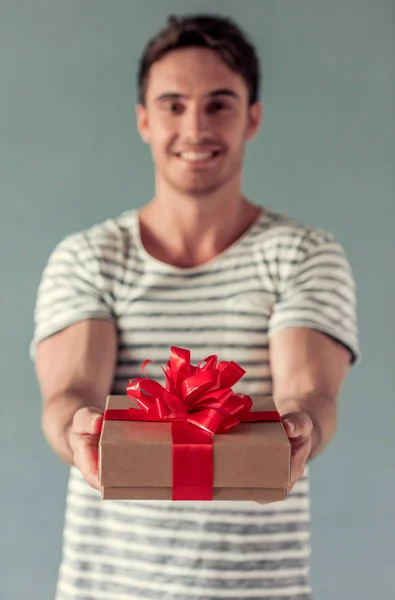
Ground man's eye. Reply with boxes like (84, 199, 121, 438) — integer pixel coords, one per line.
(208, 101, 228, 113)
(167, 102, 183, 114)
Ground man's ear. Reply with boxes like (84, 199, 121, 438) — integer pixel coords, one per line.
(245, 101, 263, 141)
(136, 104, 151, 144)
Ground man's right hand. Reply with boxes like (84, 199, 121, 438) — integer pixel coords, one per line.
(68, 407, 104, 490)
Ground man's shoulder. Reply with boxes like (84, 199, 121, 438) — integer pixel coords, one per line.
(257, 208, 338, 254)
(53, 210, 137, 263)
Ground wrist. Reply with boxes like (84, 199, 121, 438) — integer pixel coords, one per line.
(276, 393, 337, 460)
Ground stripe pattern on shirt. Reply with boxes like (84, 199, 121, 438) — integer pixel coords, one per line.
(31, 208, 359, 600)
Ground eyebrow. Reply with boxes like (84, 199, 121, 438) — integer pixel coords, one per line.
(154, 89, 241, 102)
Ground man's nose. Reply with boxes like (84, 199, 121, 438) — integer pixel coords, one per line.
(183, 106, 209, 140)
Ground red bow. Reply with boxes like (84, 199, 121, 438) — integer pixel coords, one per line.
(124, 346, 253, 434)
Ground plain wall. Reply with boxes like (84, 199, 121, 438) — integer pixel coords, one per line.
(1, 1, 394, 598)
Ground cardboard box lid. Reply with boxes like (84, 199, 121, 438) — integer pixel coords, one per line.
(99, 395, 290, 489)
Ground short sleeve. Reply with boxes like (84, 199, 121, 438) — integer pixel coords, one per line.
(268, 229, 360, 364)
(30, 233, 115, 361)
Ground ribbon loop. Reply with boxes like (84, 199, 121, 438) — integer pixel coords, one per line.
(125, 346, 251, 434)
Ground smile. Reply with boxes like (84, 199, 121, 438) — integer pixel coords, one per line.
(175, 151, 221, 164)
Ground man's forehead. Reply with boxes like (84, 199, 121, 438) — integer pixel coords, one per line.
(147, 65, 245, 101)
(148, 49, 242, 89)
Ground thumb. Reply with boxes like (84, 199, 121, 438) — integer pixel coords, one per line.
(72, 407, 104, 436)
(282, 412, 313, 440)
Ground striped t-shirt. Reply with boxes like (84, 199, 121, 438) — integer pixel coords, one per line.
(31, 207, 359, 600)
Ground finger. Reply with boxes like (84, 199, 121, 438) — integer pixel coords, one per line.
(291, 440, 311, 476)
(283, 415, 313, 492)
(73, 435, 101, 490)
(282, 412, 313, 440)
(70, 408, 103, 490)
(287, 435, 312, 492)
(72, 407, 103, 436)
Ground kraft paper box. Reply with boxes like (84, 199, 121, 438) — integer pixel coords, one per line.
(99, 395, 291, 504)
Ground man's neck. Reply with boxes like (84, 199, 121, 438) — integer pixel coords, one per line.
(138, 178, 262, 269)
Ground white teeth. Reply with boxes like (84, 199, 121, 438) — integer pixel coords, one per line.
(179, 152, 215, 161)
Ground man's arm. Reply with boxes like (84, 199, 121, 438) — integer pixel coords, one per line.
(35, 319, 117, 485)
(269, 327, 351, 469)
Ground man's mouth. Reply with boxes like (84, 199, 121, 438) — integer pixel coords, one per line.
(175, 150, 221, 163)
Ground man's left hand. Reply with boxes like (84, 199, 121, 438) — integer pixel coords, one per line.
(282, 412, 313, 494)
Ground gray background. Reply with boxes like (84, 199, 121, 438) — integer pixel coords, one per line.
(1, 1, 394, 599)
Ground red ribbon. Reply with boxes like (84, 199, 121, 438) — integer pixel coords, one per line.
(104, 347, 281, 500)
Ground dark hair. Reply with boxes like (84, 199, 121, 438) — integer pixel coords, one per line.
(137, 14, 261, 106)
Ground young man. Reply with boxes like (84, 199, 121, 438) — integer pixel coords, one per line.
(31, 14, 359, 600)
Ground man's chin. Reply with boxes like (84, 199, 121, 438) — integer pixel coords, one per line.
(159, 165, 241, 198)
(167, 176, 228, 197)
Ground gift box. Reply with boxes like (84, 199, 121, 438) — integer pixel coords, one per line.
(98, 347, 291, 504)
(99, 396, 291, 504)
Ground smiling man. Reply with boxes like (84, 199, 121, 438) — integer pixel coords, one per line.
(31, 14, 359, 600)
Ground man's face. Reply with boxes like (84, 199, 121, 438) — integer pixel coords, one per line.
(136, 47, 262, 197)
